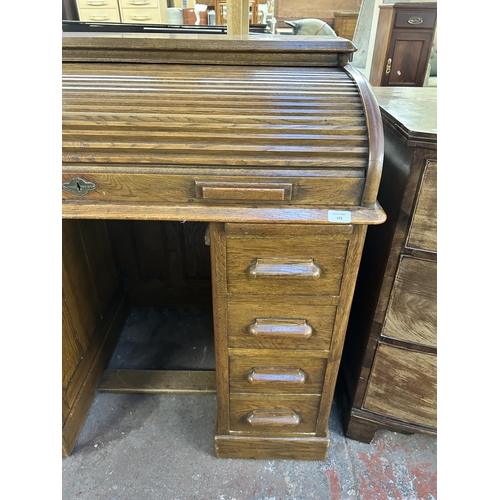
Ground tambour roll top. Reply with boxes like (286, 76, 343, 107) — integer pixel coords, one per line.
(62, 34, 384, 221)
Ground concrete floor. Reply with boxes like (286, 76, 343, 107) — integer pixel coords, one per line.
(62, 308, 437, 499)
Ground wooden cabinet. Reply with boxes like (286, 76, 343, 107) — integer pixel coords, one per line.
(369, 2, 437, 87)
(333, 11, 359, 41)
(274, 0, 360, 29)
(338, 87, 437, 443)
(62, 34, 386, 459)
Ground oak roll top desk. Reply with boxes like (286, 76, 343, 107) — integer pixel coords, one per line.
(62, 34, 386, 459)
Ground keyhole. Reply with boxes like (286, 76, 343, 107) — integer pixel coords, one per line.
(76, 181, 82, 192)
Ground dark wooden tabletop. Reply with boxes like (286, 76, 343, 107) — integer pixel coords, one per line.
(372, 87, 437, 143)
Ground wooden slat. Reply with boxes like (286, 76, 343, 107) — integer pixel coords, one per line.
(98, 369, 216, 393)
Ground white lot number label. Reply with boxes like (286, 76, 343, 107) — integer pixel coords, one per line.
(327, 210, 352, 223)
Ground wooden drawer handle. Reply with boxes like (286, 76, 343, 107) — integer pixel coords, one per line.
(248, 318, 313, 338)
(195, 181, 293, 201)
(246, 367, 306, 384)
(247, 258, 321, 278)
(246, 410, 301, 427)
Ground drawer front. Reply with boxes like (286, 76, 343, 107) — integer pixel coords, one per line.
(406, 160, 437, 252)
(78, 8, 120, 21)
(226, 233, 349, 296)
(120, 0, 158, 8)
(227, 296, 337, 350)
(229, 354, 327, 394)
(230, 394, 321, 433)
(61, 173, 364, 207)
(121, 8, 161, 23)
(382, 256, 436, 347)
(394, 9, 437, 29)
(76, 0, 118, 9)
(363, 344, 436, 428)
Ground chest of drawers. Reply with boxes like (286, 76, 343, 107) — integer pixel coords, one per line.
(62, 34, 386, 459)
(338, 87, 437, 442)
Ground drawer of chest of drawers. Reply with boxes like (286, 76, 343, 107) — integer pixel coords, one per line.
(121, 8, 161, 23)
(76, 0, 118, 9)
(77, 7, 120, 21)
(225, 224, 352, 296)
(120, 0, 158, 7)
(394, 9, 437, 29)
(227, 295, 337, 350)
(406, 159, 437, 253)
(61, 173, 364, 207)
(229, 352, 327, 394)
(230, 394, 321, 434)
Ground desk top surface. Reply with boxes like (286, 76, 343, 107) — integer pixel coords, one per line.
(372, 87, 437, 142)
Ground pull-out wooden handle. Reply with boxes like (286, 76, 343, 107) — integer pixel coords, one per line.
(195, 181, 293, 201)
(247, 258, 321, 278)
(248, 318, 313, 338)
(246, 410, 301, 427)
(246, 367, 306, 384)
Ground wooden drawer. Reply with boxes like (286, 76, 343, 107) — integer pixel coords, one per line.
(363, 344, 436, 428)
(394, 9, 437, 30)
(230, 394, 321, 434)
(406, 160, 437, 252)
(77, 8, 120, 21)
(121, 8, 161, 23)
(229, 353, 327, 394)
(382, 256, 436, 347)
(225, 224, 351, 296)
(61, 172, 364, 207)
(227, 295, 337, 350)
(76, 0, 118, 9)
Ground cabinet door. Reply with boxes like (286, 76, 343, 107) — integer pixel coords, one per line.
(382, 30, 434, 86)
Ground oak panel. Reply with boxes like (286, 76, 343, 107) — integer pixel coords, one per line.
(61, 173, 365, 207)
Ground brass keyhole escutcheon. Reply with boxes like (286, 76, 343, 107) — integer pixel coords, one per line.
(62, 177, 96, 196)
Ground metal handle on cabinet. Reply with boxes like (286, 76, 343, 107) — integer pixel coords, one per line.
(248, 318, 313, 339)
(408, 16, 423, 25)
(385, 58, 392, 74)
(246, 367, 306, 385)
(247, 258, 321, 279)
(89, 15, 110, 20)
(246, 410, 301, 427)
(131, 15, 152, 20)
(129, 0, 150, 4)
(86, 0, 107, 4)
